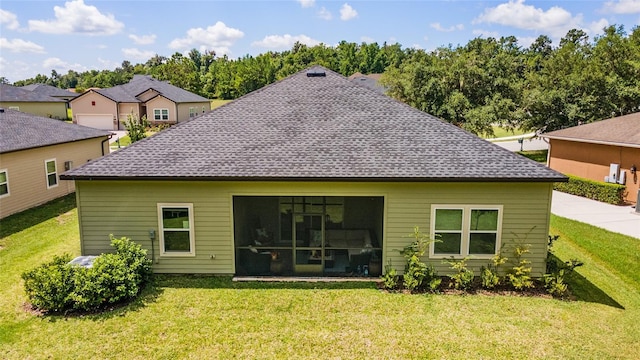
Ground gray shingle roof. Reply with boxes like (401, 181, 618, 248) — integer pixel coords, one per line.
(93, 75, 209, 103)
(20, 84, 79, 99)
(0, 83, 67, 102)
(0, 109, 111, 153)
(62, 66, 566, 182)
(541, 111, 640, 148)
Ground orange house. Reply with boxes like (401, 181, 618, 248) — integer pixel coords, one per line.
(541, 112, 640, 204)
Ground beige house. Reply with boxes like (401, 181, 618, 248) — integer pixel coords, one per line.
(0, 109, 110, 219)
(70, 75, 211, 130)
(541, 111, 640, 204)
(0, 83, 74, 120)
(62, 67, 566, 278)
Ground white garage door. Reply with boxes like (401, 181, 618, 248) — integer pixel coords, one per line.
(77, 114, 113, 130)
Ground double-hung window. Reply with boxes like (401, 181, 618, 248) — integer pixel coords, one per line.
(45, 159, 58, 189)
(0, 169, 9, 197)
(430, 205, 502, 259)
(158, 203, 195, 256)
(153, 108, 169, 121)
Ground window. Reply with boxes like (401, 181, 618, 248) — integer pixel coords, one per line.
(0, 169, 8, 197)
(8, 106, 19, 111)
(189, 107, 196, 118)
(158, 203, 195, 256)
(430, 205, 502, 258)
(45, 159, 58, 188)
(153, 108, 169, 121)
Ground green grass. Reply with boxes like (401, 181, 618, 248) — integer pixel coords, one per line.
(1, 200, 639, 359)
(483, 125, 526, 139)
(517, 150, 548, 163)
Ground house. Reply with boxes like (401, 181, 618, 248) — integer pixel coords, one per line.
(348, 72, 386, 94)
(0, 83, 71, 119)
(541, 112, 640, 204)
(61, 66, 566, 278)
(0, 109, 111, 219)
(69, 75, 211, 130)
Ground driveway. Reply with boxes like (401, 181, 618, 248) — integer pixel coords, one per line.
(551, 190, 639, 239)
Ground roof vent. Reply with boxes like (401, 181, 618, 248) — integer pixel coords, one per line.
(307, 70, 326, 77)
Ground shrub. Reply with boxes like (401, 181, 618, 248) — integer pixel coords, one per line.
(554, 174, 625, 205)
(506, 243, 534, 290)
(22, 236, 152, 313)
(22, 254, 75, 312)
(400, 226, 441, 292)
(544, 234, 583, 297)
(445, 257, 474, 290)
(123, 113, 150, 144)
(381, 260, 398, 290)
(480, 253, 508, 289)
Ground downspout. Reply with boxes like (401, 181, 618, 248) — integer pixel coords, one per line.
(101, 133, 114, 156)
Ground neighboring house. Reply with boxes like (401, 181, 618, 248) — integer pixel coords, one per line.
(61, 66, 566, 278)
(348, 72, 386, 94)
(69, 75, 211, 130)
(0, 83, 70, 119)
(0, 109, 111, 219)
(541, 111, 640, 204)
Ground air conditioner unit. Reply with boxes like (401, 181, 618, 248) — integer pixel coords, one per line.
(608, 163, 620, 184)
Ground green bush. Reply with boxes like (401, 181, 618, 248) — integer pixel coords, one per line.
(554, 175, 626, 205)
(22, 236, 152, 313)
(400, 226, 441, 292)
(445, 257, 474, 290)
(22, 254, 76, 312)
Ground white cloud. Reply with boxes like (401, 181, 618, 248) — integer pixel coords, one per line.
(0, 58, 35, 83)
(122, 48, 155, 60)
(318, 7, 332, 20)
(360, 36, 374, 43)
(517, 36, 538, 48)
(430, 23, 465, 32)
(603, 0, 640, 13)
(28, 0, 124, 35)
(129, 34, 156, 45)
(0, 9, 19, 30)
(589, 18, 610, 35)
(252, 34, 320, 49)
(297, 0, 315, 8)
(472, 29, 500, 38)
(411, 44, 423, 50)
(42, 57, 87, 73)
(340, 3, 358, 21)
(473, 0, 583, 39)
(0, 38, 46, 53)
(169, 21, 244, 56)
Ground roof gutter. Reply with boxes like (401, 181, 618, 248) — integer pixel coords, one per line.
(541, 135, 640, 149)
(101, 133, 114, 156)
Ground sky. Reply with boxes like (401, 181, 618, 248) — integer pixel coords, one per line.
(1, 0, 639, 83)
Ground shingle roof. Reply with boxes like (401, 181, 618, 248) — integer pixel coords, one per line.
(348, 74, 386, 95)
(62, 66, 565, 182)
(93, 75, 209, 103)
(0, 83, 67, 102)
(0, 109, 111, 153)
(20, 84, 79, 99)
(541, 111, 640, 148)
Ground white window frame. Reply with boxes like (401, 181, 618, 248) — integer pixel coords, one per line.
(45, 159, 58, 189)
(8, 106, 19, 111)
(189, 107, 196, 118)
(157, 203, 195, 257)
(153, 108, 169, 121)
(429, 204, 503, 259)
(0, 169, 9, 198)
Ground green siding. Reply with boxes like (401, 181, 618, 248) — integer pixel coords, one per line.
(75, 180, 553, 275)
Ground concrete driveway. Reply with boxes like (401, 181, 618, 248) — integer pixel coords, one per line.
(551, 190, 639, 239)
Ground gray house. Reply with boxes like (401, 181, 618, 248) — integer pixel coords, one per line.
(62, 66, 566, 278)
(0, 83, 71, 119)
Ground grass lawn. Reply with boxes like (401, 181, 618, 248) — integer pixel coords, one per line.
(517, 150, 548, 163)
(1, 198, 638, 359)
(482, 125, 526, 139)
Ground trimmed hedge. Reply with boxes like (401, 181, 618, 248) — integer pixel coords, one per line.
(22, 236, 152, 313)
(554, 175, 626, 205)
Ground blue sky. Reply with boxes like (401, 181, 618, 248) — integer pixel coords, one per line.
(1, 0, 639, 83)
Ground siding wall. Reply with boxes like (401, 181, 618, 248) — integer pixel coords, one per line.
(548, 139, 639, 203)
(0, 138, 108, 218)
(117, 103, 141, 126)
(71, 92, 118, 129)
(0, 102, 68, 119)
(177, 102, 211, 122)
(76, 180, 553, 276)
(146, 97, 177, 125)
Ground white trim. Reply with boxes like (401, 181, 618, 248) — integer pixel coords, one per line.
(44, 158, 58, 189)
(153, 108, 169, 121)
(157, 203, 196, 257)
(541, 135, 640, 149)
(0, 168, 9, 198)
(429, 204, 503, 259)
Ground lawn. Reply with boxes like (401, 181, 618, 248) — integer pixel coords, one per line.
(482, 125, 526, 139)
(1, 197, 638, 359)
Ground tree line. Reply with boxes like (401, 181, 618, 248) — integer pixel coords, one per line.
(8, 25, 640, 135)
